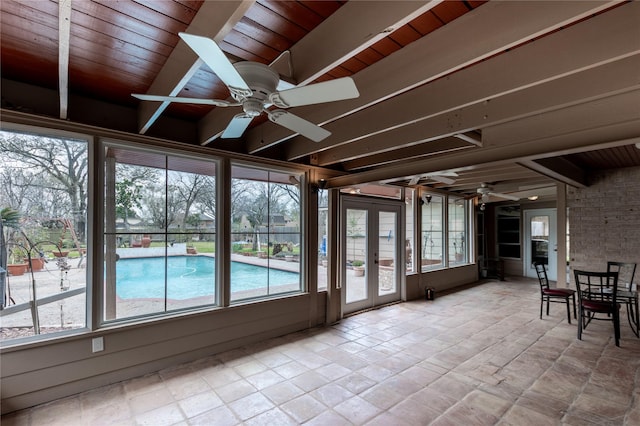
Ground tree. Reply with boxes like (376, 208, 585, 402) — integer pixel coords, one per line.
(115, 178, 143, 229)
(0, 132, 88, 240)
(171, 173, 212, 231)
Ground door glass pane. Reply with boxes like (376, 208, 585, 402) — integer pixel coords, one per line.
(405, 189, 415, 274)
(379, 211, 397, 296)
(346, 208, 367, 304)
(531, 215, 549, 266)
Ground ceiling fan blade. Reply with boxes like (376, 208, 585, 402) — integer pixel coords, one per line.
(221, 114, 253, 138)
(179, 33, 250, 92)
(267, 110, 331, 142)
(489, 192, 520, 201)
(431, 175, 456, 185)
(132, 94, 235, 106)
(270, 77, 359, 108)
(408, 176, 420, 186)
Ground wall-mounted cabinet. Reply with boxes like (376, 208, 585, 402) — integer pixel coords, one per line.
(497, 206, 521, 259)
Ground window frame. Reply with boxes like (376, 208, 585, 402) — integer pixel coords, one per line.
(228, 161, 305, 303)
(100, 140, 222, 325)
(0, 123, 94, 343)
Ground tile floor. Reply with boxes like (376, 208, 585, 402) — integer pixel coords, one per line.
(3, 276, 640, 425)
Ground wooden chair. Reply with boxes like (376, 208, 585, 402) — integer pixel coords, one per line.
(607, 261, 638, 337)
(534, 262, 576, 323)
(574, 269, 620, 347)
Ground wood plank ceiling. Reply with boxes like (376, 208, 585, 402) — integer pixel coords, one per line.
(1, 0, 639, 202)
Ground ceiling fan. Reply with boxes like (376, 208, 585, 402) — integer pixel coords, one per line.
(476, 183, 520, 203)
(407, 171, 458, 186)
(132, 33, 360, 142)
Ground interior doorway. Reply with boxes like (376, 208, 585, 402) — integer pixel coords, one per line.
(341, 197, 403, 315)
(524, 208, 557, 281)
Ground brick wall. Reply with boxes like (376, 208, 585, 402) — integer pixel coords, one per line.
(567, 166, 640, 280)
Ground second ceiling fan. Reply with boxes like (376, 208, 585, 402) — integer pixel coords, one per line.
(476, 183, 520, 203)
(133, 33, 360, 142)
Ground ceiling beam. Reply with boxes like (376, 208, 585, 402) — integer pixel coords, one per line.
(519, 158, 588, 188)
(199, 0, 442, 146)
(256, 0, 618, 157)
(315, 54, 640, 166)
(325, 90, 640, 188)
(137, 0, 254, 134)
(283, 0, 443, 86)
(342, 137, 471, 171)
(58, 0, 72, 120)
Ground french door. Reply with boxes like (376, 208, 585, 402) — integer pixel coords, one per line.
(524, 208, 557, 281)
(341, 197, 403, 315)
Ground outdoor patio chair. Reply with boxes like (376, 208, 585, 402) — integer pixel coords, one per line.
(574, 269, 620, 347)
(534, 261, 576, 324)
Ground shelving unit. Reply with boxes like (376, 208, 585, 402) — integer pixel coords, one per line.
(497, 207, 521, 259)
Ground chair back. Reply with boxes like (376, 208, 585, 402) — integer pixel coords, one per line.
(534, 262, 550, 292)
(574, 269, 619, 306)
(607, 261, 637, 291)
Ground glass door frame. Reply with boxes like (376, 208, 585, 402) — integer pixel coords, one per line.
(524, 208, 557, 281)
(340, 196, 404, 315)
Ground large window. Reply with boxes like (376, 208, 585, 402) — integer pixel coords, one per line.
(230, 165, 302, 302)
(448, 197, 468, 265)
(103, 146, 217, 321)
(1, 129, 88, 342)
(317, 189, 328, 291)
(421, 194, 444, 270)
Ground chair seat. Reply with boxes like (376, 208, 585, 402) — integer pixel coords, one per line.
(582, 299, 618, 313)
(543, 288, 575, 297)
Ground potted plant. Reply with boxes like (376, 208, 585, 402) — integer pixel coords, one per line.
(7, 246, 28, 276)
(1, 208, 27, 277)
(352, 260, 365, 276)
(28, 253, 46, 272)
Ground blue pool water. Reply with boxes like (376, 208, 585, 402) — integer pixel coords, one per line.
(116, 256, 299, 299)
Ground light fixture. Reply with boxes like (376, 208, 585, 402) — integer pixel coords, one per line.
(310, 178, 327, 194)
(480, 203, 486, 211)
(527, 195, 539, 201)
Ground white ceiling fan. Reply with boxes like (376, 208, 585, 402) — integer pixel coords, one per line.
(407, 171, 458, 186)
(476, 183, 520, 203)
(132, 33, 360, 142)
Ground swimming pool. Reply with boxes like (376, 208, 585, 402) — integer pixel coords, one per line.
(116, 256, 299, 299)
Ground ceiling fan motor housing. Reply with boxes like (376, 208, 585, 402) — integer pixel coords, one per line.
(233, 62, 279, 111)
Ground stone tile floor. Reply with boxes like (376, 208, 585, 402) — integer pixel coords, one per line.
(3, 276, 640, 425)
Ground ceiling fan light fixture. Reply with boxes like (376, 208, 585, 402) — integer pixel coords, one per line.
(527, 195, 539, 201)
(242, 100, 263, 117)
